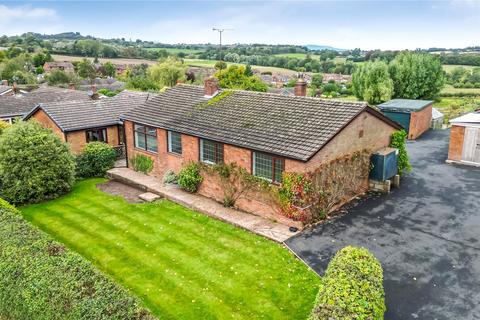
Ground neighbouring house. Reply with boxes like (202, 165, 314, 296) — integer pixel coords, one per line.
(120, 78, 401, 226)
(0, 86, 90, 123)
(322, 73, 352, 83)
(377, 99, 433, 140)
(43, 61, 75, 73)
(447, 111, 480, 166)
(23, 90, 153, 154)
(431, 107, 444, 130)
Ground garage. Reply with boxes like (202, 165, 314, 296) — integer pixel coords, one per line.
(447, 111, 480, 166)
(377, 99, 433, 139)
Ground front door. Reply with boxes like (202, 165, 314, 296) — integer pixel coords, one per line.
(462, 127, 480, 164)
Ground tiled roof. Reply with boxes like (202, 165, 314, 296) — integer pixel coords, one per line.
(0, 87, 90, 118)
(121, 84, 392, 161)
(24, 90, 153, 132)
(0, 85, 11, 95)
(378, 99, 433, 112)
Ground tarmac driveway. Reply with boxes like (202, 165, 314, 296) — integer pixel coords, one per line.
(285, 129, 480, 320)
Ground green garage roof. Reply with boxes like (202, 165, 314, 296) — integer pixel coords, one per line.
(378, 99, 433, 113)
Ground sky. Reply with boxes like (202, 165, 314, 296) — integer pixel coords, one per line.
(0, 0, 479, 50)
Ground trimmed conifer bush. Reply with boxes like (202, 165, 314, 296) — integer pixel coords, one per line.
(310, 246, 386, 320)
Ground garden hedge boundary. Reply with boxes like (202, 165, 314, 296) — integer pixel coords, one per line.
(310, 246, 386, 320)
(0, 199, 155, 320)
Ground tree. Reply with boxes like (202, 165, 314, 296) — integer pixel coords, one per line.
(46, 69, 74, 85)
(77, 58, 97, 81)
(214, 61, 227, 70)
(244, 64, 253, 76)
(215, 65, 268, 92)
(352, 61, 393, 104)
(389, 52, 445, 99)
(147, 57, 186, 88)
(103, 61, 116, 77)
(0, 121, 75, 204)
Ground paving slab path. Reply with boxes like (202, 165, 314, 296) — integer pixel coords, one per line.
(107, 167, 298, 242)
(286, 129, 480, 320)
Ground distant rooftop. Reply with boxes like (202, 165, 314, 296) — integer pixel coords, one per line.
(450, 111, 480, 124)
(378, 99, 433, 112)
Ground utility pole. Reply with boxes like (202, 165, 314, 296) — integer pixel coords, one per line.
(212, 28, 233, 61)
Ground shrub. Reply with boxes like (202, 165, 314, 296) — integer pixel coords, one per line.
(0, 201, 154, 320)
(130, 154, 154, 174)
(177, 162, 203, 193)
(310, 246, 386, 320)
(76, 142, 116, 178)
(163, 170, 178, 184)
(0, 121, 75, 204)
(390, 130, 411, 175)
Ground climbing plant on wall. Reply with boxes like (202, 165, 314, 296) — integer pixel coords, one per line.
(390, 130, 411, 175)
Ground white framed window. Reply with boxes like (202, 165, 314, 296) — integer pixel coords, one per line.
(200, 139, 223, 164)
(253, 151, 284, 183)
(167, 131, 182, 155)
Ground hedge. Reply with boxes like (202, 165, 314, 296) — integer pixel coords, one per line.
(76, 142, 116, 178)
(310, 246, 386, 320)
(0, 200, 155, 320)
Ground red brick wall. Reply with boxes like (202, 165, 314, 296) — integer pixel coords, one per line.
(31, 109, 65, 141)
(448, 125, 465, 161)
(408, 104, 432, 140)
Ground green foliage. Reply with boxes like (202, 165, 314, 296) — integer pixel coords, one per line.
(12, 70, 37, 84)
(77, 58, 97, 80)
(0, 203, 153, 320)
(97, 88, 121, 97)
(103, 61, 116, 77)
(390, 52, 445, 99)
(76, 142, 116, 178)
(35, 66, 44, 74)
(46, 69, 76, 85)
(352, 60, 393, 104)
(310, 246, 386, 320)
(310, 73, 324, 89)
(130, 154, 154, 174)
(0, 121, 75, 205)
(390, 130, 411, 175)
(126, 76, 159, 91)
(214, 60, 227, 70)
(148, 57, 186, 88)
(178, 162, 203, 193)
(162, 170, 178, 184)
(215, 65, 268, 92)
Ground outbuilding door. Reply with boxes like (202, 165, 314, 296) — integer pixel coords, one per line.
(462, 127, 480, 164)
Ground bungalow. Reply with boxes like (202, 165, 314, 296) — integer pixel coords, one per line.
(0, 87, 89, 123)
(447, 111, 480, 166)
(120, 78, 401, 223)
(43, 61, 75, 73)
(23, 91, 152, 154)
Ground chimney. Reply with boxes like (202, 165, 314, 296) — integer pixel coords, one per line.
(12, 82, 18, 93)
(91, 84, 97, 94)
(294, 78, 307, 97)
(68, 83, 76, 90)
(204, 77, 219, 97)
(1, 80, 7, 86)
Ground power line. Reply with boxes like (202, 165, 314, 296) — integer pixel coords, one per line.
(212, 28, 233, 61)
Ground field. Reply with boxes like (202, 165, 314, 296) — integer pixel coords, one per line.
(274, 53, 347, 63)
(442, 64, 478, 72)
(145, 47, 204, 54)
(21, 179, 320, 320)
(441, 84, 480, 95)
(52, 54, 157, 65)
(434, 96, 480, 123)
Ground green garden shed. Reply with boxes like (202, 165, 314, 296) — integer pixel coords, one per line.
(377, 99, 433, 140)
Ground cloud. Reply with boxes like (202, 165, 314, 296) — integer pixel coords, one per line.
(0, 4, 63, 35)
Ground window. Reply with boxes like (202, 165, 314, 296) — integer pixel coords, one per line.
(200, 139, 223, 164)
(167, 131, 182, 155)
(134, 123, 158, 153)
(86, 128, 107, 143)
(253, 152, 284, 183)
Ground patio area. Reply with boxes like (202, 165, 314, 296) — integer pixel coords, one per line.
(107, 167, 299, 242)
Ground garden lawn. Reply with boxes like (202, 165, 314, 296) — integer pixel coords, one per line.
(21, 178, 320, 320)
